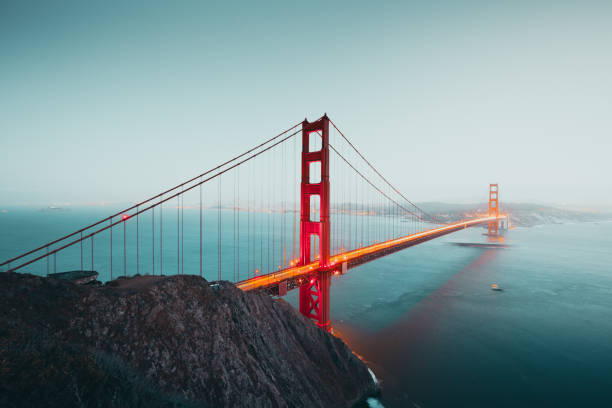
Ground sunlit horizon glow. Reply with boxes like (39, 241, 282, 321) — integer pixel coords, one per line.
(1, 1, 610, 206)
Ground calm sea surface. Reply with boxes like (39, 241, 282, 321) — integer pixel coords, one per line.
(2, 207, 611, 407)
(305, 220, 612, 407)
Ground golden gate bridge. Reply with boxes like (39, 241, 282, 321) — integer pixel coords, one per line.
(0, 114, 508, 332)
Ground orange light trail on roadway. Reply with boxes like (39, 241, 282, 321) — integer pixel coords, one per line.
(236, 216, 506, 292)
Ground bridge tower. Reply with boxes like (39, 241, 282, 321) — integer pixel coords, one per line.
(299, 115, 332, 331)
(488, 183, 499, 235)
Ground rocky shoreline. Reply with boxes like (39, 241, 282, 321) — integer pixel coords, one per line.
(0, 273, 379, 407)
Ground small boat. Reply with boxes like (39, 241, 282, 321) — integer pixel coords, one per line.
(491, 283, 502, 291)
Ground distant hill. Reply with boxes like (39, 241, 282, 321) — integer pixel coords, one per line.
(417, 202, 612, 227)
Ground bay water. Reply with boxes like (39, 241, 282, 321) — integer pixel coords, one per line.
(1, 206, 611, 407)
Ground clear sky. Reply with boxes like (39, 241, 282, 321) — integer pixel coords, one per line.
(1, 0, 611, 207)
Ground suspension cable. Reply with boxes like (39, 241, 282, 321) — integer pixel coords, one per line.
(329, 119, 446, 224)
(6, 128, 301, 273)
(1, 121, 302, 268)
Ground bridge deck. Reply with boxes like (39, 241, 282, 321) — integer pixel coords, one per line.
(236, 216, 503, 293)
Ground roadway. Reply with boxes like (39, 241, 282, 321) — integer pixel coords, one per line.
(236, 216, 505, 293)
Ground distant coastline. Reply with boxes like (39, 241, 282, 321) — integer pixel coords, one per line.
(1, 202, 610, 229)
(418, 202, 612, 228)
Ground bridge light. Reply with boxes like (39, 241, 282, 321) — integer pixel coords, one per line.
(122, 214, 129, 221)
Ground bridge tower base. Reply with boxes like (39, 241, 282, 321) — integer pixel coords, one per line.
(298, 115, 332, 331)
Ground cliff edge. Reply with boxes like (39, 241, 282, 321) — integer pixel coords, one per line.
(0, 273, 378, 407)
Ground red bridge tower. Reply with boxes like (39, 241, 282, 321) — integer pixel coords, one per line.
(299, 115, 332, 331)
(488, 183, 499, 235)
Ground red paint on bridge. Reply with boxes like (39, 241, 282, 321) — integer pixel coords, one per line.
(237, 114, 509, 331)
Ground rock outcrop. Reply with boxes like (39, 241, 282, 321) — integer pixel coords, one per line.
(0, 273, 377, 407)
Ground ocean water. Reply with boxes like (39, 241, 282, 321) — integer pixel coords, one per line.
(302, 221, 612, 407)
(0, 205, 307, 281)
(0, 205, 398, 281)
(2, 207, 611, 406)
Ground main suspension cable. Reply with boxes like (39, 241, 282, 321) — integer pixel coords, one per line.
(329, 119, 447, 225)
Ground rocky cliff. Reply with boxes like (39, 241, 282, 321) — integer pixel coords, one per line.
(0, 273, 378, 407)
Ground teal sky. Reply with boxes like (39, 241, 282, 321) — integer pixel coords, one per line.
(1, 1, 611, 207)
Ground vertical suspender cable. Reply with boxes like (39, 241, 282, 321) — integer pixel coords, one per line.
(152, 207, 155, 276)
(177, 195, 180, 275)
(160, 198, 163, 276)
(284, 140, 287, 267)
(200, 179, 202, 277)
(293, 134, 297, 263)
(260, 162, 263, 274)
(237, 166, 240, 281)
(123, 217, 126, 277)
(361, 180, 364, 246)
(233, 170, 236, 282)
(91, 235, 94, 273)
(247, 163, 250, 278)
(272, 150, 276, 271)
(181, 192, 184, 275)
(273, 146, 277, 270)
(137, 205, 139, 275)
(282, 141, 285, 267)
(202, 183, 206, 277)
(218, 176, 221, 281)
(110, 219, 113, 279)
(348, 167, 351, 251)
(267, 159, 270, 274)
